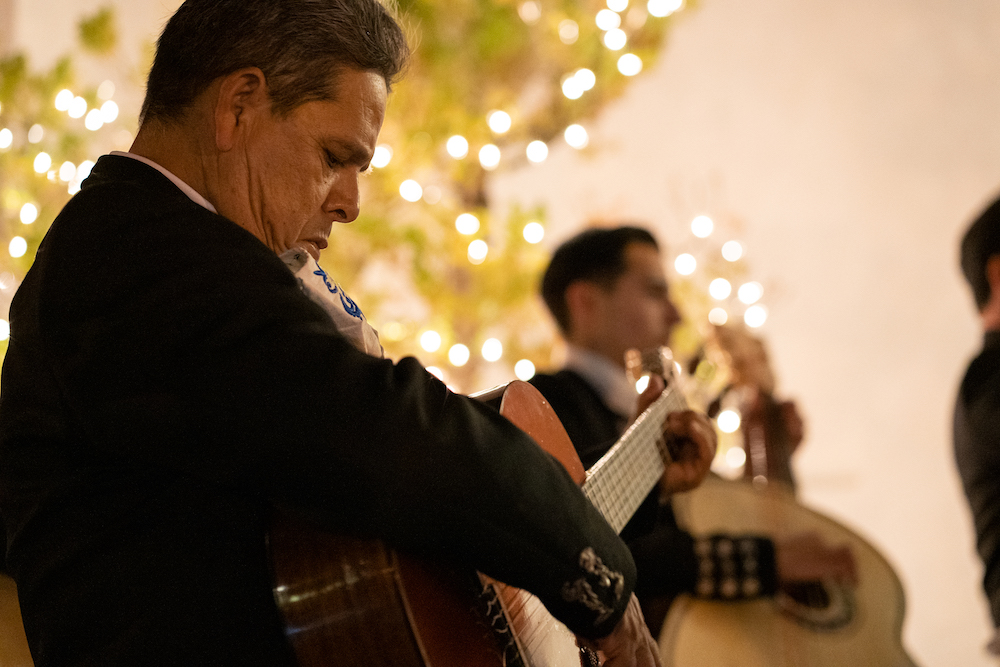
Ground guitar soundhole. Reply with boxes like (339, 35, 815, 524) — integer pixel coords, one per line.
(781, 581, 830, 609)
(776, 579, 855, 632)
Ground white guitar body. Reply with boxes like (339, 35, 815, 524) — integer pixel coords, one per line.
(658, 476, 919, 667)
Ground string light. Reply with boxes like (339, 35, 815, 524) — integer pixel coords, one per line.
(0, 320, 9, 342)
(97, 80, 116, 100)
(576, 68, 596, 91)
(564, 124, 589, 149)
(596, 9, 622, 30)
(745, 305, 768, 328)
(488, 110, 512, 134)
(708, 308, 728, 325)
(647, 0, 683, 17)
(371, 145, 392, 168)
(422, 185, 442, 204)
(399, 179, 422, 202)
(562, 76, 584, 100)
(425, 366, 445, 381)
(100, 101, 119, 124)
(674, 253, 696, 275)
(526, 140, 548, 163)
(523, 222, 544, 243)
(58, 161, 76, 182)
(725, 446, 746, 468)
(722, 240, 743, 261)
(558, 19, 579, 44)
(617, 53, 643, 76)
(19, 204, 38, 224)
(455, 213, 480, 235)
(34, 153, 52, 173)
(68, 96, 87, 119)
(717, 409, 741, 433)
(446, 135, 469, 159)
(9, 237, 27, 258)
(479, 144, 501, 170)
(691, 215, 713, 238)
(514, 359, 536, 380)
(518, 0, 541, 24)
(27, 125, 44, 144)
(448, 343, 471, 366)
(738, 281, 763, 304)
(482, 338, 503, 362)
(608, 0, 629, 11)
(468, 239, 488, 264)
(604, 29, 627, 50)
(420, 330, 442, 352)
(54, 89, 74, 111)
(709, 278, 731, 299)
(85, 109, 104, 131)
(0, 129, 12, 149)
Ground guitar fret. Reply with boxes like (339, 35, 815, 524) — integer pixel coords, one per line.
(582, 388, 688, 534)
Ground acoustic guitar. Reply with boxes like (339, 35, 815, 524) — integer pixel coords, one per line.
(658, 326, 919, 666)
(269, 378, 688, 667)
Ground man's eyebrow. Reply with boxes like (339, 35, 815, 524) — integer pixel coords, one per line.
(325, 138, 373, 165)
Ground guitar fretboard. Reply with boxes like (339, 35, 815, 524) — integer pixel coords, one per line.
(580, 386, 688, 534)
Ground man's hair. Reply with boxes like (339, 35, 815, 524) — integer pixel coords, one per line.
(140, 0, 410, 125)
(541, 226, 659, 333)
(961, 194, 1000, 310)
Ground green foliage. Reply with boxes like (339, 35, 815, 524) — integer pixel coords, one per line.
(79, 8, 118, 55)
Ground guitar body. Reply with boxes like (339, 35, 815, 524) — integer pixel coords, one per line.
(658, 475, 918, 667)
(268, 381, 592, 667)
(0, 573, 32, 667)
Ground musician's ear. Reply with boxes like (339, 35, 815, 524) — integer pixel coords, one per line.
(565, 280, 602, 341)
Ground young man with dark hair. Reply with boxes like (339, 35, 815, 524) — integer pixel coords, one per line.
(0, 3, 714, 664)
(955, 193, 1000, 656)
(531, 225, 856, 634)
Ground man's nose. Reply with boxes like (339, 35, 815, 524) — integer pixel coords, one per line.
(324, 173, 361, 223)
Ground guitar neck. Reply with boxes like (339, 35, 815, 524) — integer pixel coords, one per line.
(581, 386, 688, 534)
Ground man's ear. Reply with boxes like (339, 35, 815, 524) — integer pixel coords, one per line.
(564, 280, 602, 342)
(214, 67, 268, 152)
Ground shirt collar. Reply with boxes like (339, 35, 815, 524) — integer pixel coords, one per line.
(110, 151, 218, 214)
(563, 344, 638, 420)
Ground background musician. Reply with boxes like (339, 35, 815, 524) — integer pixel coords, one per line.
(529, 225, 857, 634)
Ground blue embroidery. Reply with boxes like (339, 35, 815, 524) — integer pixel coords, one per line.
(314, 268, 363, 320)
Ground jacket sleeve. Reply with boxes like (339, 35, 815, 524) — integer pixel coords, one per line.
(32, 199, 635, 639)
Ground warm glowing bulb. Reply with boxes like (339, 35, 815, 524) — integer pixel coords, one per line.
(468, 239, 488, 264)
(488, 110, 512, 134)
(717, 409, 741, 433)
(20, 203, 38, 224)
(575, 68, 596, 91)
(708, 308, 728, 325)
(722, 240, 743, 261)
(399, 179, 423, 202)
(691, 215, 714, 238)
(449, 344, 471, 367)
(482, 338, 503, 362)
(27, 124, 44, 144)
(564, 124, 589, 149)
(559, 19, 579, 44)
(0, 319, 9, 341)
(55, 89, 74, 111)
(596, 9, 622, 30)
(526, 140, 548, 163)
(425, 366, 445, 381)
(77, 160, 95, 181)
(34, 152, 52, 173)
(519, 0, 541, 23)
(371, 145, 392, 168)
(100, 100, 119, 123)
(674, 253, 696, 275)
(446, 135, 469, 159)
(523, 222, 544, 244)
(745, 305, 768, 328)
(515, 359, 536, 380)
(455, 213, 480, 235)
(709, 278, 732, 300)
(608, 0, 629, 11)
(617, 53, 642, 76)
(479, 144, 501, 170)
(738, 282, 763, 305)
(726, 446, 747, 468)
(420, 330, 442, 352)
(97, 80, 116, 100)
(68, 96, 87, 119)
(562, 76, 584, 100)
(9, 237, 27, 258)
(58, 161, 76, 182)
(648, 0, 683, 17)
(85, 109, 104, 131)
(604, 28, 627, 50)
(0, 128, 11, 149)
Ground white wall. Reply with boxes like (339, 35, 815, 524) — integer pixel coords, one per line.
(492, 0, 1000, 664)
(10, 0, 1000, 664)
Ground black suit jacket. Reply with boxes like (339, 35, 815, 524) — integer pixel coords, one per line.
(0, 156, 636, 665)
